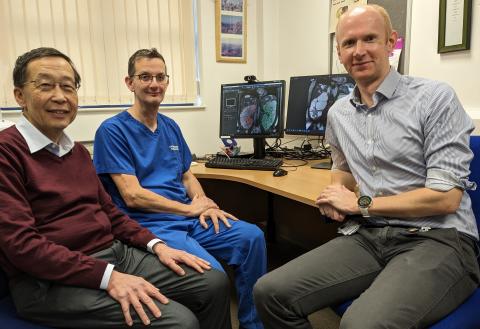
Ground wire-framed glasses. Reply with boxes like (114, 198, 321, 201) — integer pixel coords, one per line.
(132, 73, 170, 84)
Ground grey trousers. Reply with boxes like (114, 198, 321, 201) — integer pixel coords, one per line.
(254, 227, 479, 329)
(9, 241, 232, 329)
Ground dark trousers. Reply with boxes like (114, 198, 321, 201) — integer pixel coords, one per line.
(9, 241, 232, 329)
(254, 227, 479, 329)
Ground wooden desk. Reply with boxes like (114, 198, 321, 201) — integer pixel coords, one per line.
(191, 160, 340, 250)
(191, 160, 331, 207)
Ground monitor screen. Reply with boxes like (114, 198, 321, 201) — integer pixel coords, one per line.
(220, 80, 286, 139)
(285, 74, 355, 136)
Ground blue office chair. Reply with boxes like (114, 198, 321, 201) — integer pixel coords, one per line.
(334, 135, 480, 328)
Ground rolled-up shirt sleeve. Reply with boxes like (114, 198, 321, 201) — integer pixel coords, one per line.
(422, 82, 476, 192)
(426, 168, 476, 191)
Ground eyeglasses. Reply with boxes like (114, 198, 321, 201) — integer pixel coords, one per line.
(132, 73, 170, 84)
(24, 79, 79, 94)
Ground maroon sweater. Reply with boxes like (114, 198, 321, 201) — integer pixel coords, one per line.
(0, 126, 157, 289)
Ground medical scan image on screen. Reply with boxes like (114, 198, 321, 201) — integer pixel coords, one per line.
(286, 74, 355, 136)
(221, 81, 284, 138)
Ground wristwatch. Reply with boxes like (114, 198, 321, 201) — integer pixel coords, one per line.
(357, 195, 373, 218)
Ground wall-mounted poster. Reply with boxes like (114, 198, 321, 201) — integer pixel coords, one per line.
(216, 0, 247, 63)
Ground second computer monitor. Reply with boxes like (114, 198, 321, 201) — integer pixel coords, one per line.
(285, 74, 355, 136)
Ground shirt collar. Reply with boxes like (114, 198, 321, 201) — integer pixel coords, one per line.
(350, 67, 402, 107)
(15, 116, 74, 157)
(377, 67, 401, 99)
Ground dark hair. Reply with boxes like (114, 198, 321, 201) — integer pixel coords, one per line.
(128, 48, 167, 77)
(13, 47, 81, 89)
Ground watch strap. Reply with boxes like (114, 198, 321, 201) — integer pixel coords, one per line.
(359, 206, 370, 217)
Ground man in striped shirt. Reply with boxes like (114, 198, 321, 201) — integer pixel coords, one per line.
(254, 4, 479, 329)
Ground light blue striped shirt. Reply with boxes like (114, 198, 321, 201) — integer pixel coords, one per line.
(326, 68, 478, 240)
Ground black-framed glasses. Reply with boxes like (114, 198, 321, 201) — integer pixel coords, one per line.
(24, 79, 79, 94)
(132, 73, 170, 84)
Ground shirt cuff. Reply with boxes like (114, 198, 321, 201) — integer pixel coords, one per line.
(99, 263, 115, 290)
(426, 168, 467, 191)
(147, 238, 165, 254)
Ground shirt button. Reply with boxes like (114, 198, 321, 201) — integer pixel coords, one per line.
(367, 140, 373, 145)
(372, 166, 377, 171)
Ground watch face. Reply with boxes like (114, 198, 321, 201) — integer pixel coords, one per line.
(358, 195, 372, 208)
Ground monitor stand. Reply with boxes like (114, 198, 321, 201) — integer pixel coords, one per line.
(253, 138, 266, 159)
(311, 158, 332, 169)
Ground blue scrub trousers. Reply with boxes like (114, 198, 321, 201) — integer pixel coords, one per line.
(140, 218, 267, 329)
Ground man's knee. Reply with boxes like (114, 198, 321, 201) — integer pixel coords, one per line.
(153, 302, 200, 329)
(253, 274, 280, 311)
(201, 268, 230, 301)
(236, 221, 266, 245)
(172, 311, 200, 329)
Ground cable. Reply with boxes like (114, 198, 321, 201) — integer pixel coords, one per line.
(265, 137, 330, 161)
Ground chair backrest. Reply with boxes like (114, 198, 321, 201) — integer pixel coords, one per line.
(468, 136, 480, 228)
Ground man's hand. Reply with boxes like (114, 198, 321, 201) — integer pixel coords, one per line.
(153, 243, 211, 275)
(316, 184, 358, 219)
(107, 270, 168, 327)
(317, 204, 346, 222)
(199, 208, 239, 233)
(188, 194, 218, 217)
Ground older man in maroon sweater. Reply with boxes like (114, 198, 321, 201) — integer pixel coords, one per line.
(0, 47, 231, 329)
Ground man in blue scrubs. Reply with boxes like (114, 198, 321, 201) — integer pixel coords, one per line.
(93, 48, 266, 329)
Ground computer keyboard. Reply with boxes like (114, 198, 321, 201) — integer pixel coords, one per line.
(205, 157, 283, 171)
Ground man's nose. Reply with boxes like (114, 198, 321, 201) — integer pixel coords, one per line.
(51, 85, 68, 101)
(353, 41, 366, 57)
(149, 76, 163, 87)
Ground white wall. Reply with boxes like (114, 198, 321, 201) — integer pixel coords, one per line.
(277, 0, 330, 79)
(3, 0, 479, 153)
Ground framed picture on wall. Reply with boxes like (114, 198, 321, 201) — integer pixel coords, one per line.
(438, 0, 472, 53)
(215, 0, 247, 63)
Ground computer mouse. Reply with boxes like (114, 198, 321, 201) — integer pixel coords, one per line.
(273, 168, 288, 177)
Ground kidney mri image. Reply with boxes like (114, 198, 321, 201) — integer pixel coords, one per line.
(305, 75, 354, 132)
(238, 87, 279, 134)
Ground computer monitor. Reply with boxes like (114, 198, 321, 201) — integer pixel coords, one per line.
(220, 80, 286, 158)
(285, 74, 355, 136)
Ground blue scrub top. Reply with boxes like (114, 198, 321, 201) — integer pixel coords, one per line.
(93, 111, 192, 222)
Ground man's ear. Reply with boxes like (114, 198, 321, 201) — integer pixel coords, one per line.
(13, 87, 26, 108)
(125, 76, 134, 92)
(387, 30, 398, 53)
(336, 45, 343, 64)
